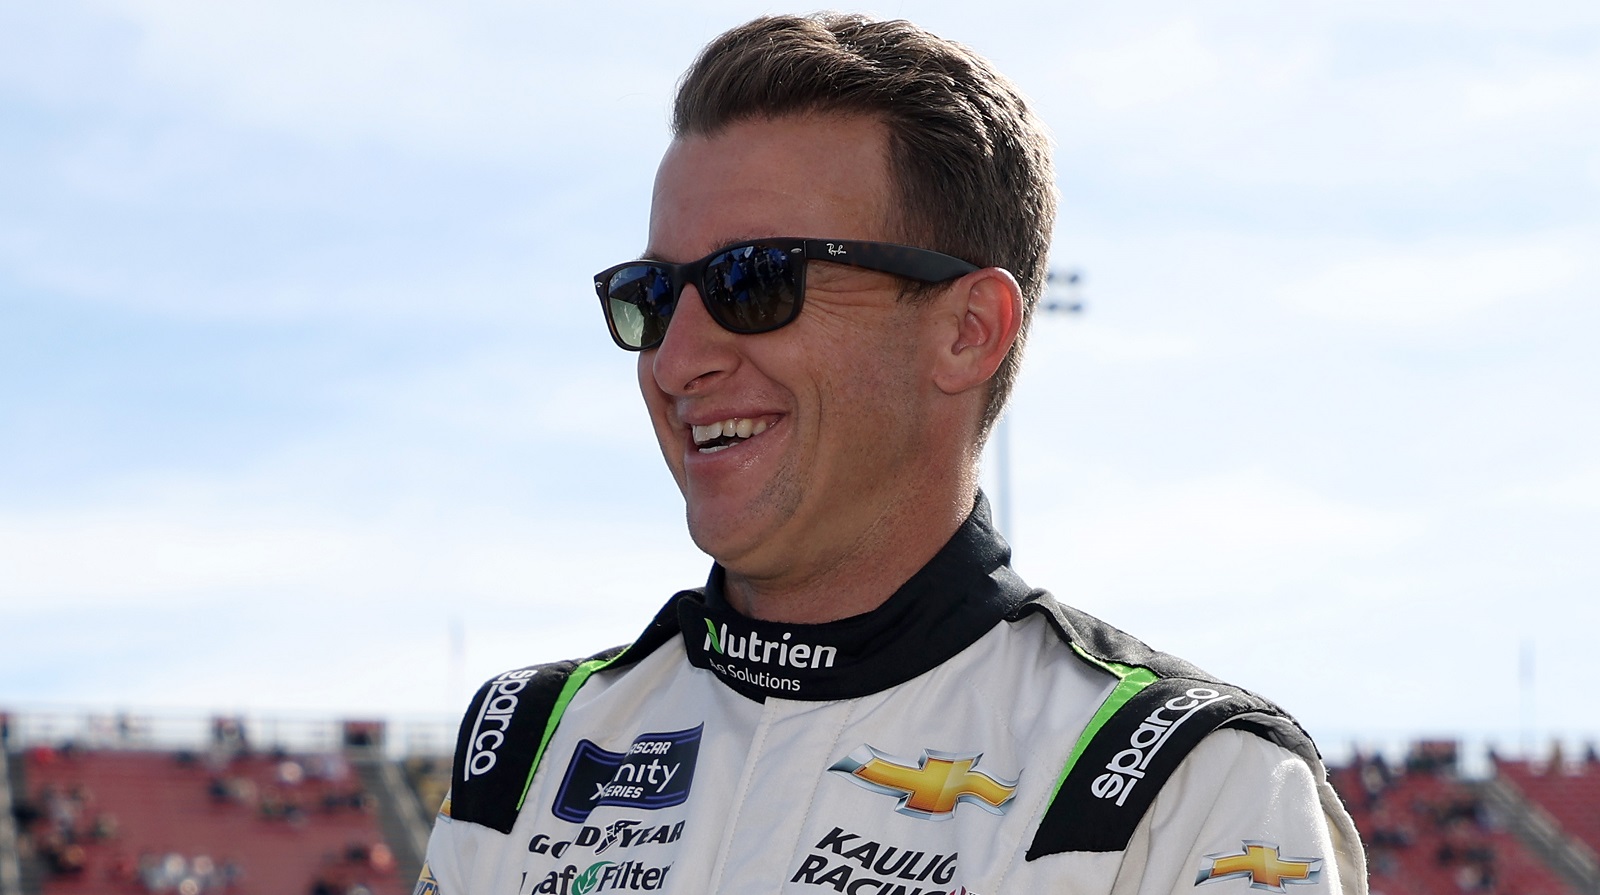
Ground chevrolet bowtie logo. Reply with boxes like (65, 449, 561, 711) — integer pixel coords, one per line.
(1196, 842, 1322, 893)
(828, 745, 1019, 820)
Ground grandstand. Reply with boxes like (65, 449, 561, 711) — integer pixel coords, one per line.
(2, 709, 1598, 895)
(0, 711, 449, 895)
(1332, 740, 1597, 895)
(1486, 751, 1600, 894)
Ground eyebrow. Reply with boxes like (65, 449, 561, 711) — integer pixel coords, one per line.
(638, 236, 764, 264)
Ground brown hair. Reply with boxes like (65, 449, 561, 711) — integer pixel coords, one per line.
(672, 12, 1057, 440)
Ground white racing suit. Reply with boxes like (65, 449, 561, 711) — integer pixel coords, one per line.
(417, 501, 1367, 895)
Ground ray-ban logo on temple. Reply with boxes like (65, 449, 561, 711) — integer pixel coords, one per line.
(593, 237, 977, 351)
(704, 620, 837, 669)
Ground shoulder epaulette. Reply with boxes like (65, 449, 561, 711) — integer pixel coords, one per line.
(1011, 593, 1321, 859)
(448, 593, 691, 833)
(448, 650, 622, 833)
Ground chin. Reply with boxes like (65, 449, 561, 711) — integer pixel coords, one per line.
(684, 500, 775, 570)
(683, 473, 805, 566)
(684, 510, 746, 565)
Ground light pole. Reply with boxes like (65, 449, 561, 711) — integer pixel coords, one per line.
(994, 268, 1084, 541)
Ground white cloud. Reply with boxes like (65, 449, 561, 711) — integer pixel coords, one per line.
(1044, 7, 1600, 192)
(0, 493, 702, 613)
(0, 233, 557, 323)
(1063, 20, 1224, 110)
(84, 0, 677, 159)
(0, 341, 685, 613)
(0, 509, 354, 604)
(0, 470, 704, 716)
(1283, 237, 1586, 326)
(1055, 323, 1202, 364)
(1019, 469, 1423, 604)
(1463, 59, 1600, 122)
(1500, 467, 1600, 510)
(333, 350, 643, 445)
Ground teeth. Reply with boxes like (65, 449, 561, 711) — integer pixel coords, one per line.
(692, 417, 772, 448)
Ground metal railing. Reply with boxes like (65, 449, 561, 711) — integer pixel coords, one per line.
(0, 706, 456, 760)
(0, 748, 22, 895)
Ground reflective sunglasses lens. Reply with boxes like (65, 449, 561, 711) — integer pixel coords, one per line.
(605, 265, 675, 348)
(703, 245, 799, 333)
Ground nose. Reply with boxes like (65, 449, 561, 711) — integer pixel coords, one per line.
(646, 283, 740, 395)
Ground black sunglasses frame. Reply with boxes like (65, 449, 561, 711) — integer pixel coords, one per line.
(593, 238, 979, 351)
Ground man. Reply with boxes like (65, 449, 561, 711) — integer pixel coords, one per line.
(418, 13, 1366, 895)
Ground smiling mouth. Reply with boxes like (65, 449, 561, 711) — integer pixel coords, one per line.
(691, 417, 772, 453)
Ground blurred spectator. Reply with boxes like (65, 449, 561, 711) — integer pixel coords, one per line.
(1367, 805, 1413, 850)
(42, 837, 87, 875)
(1405, 740, 1457, 775)
(92, 810, 119, 840)
(16, 743, 397, 895)
(279, 759, 307, 787)
(1356, 753, 1392, 809)
(211, 717, 248, 753)
(136, 850, 239, 894)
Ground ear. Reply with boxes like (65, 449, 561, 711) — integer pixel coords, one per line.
(930, 267, 1023, 397)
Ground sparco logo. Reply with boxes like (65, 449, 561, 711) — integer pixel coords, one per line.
(703, 620, 838, 669)
(789, 826, 958, 895)
(1092, 687, 1229, 806)
(463, 668, 536, 779)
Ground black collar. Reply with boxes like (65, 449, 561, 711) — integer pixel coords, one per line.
(665, 494, 1033, 701)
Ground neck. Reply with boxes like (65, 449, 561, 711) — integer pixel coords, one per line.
(721, 480, 979, 623)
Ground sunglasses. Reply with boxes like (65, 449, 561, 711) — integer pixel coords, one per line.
(593, 238, 979, 351)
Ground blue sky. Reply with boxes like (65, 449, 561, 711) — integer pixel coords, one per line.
(2, 1, 1597, 755)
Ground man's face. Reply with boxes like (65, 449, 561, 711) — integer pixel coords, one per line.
(639, 114, 943, 587)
